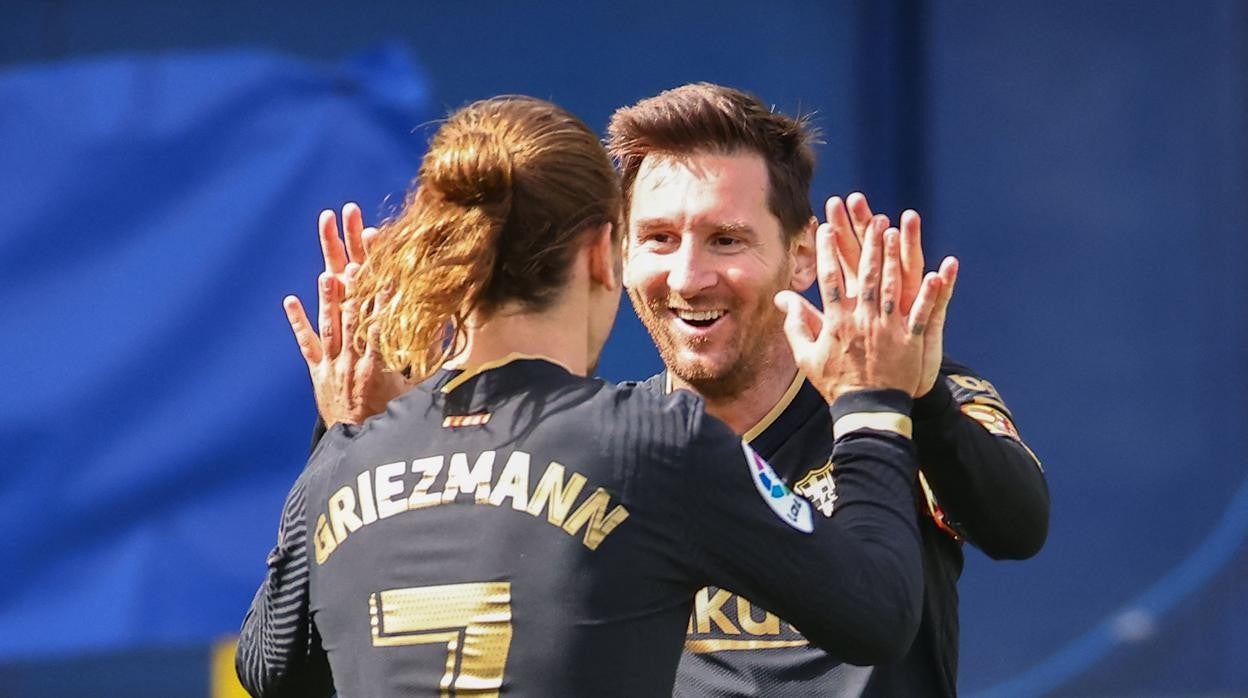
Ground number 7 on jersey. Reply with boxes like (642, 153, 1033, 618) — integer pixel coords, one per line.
(370, 581, 514, 696)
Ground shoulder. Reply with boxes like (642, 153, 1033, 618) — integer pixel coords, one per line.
(939, 356, 1014, 414)
(305, 385, 441, 484)
(597, 377, 708, 438)
(581, 378, 744, 472)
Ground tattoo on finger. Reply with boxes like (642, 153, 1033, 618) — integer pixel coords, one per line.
(883, 300, 895, 315)
(911, 323, 925, 335)
(830, 287, 841, 302)
(863, 287, 876, 302)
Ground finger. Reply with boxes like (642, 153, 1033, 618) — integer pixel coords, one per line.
(856, 218, 887, 314)
(926, 257, 959, 336)
(341, 263, 362, 355)
(338, 316, 357, 406)
(362, 319, 386, 372)
(361, 226, 381, 254)
(826, 196, 862, 284)
(814, 221, 849, 313)
(343, 261, 362, 285)
(369, 282, 393, 317)
(283, 295, 323, 364)
(880, 228, 902, 318)
(938, 255, 960, 289)
(846, 192, 877, 242)
(899, 209, 924, 314)
(319, 209, 349, 274)
(906, 272, 943, 337)
(775, 291, 823, 359)
(342, 202, 368, 264)
(319, 272, 343, 359)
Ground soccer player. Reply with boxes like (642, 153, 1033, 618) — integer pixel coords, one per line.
(278, 83, 1046, 696)
(607, 83, 1049, 697)
(237, 95, 955, 696)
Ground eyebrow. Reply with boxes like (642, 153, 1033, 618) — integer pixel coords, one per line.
(631, 218, 756, 237)
(632, 219, 673, 236)
(707, 221, 755, 237)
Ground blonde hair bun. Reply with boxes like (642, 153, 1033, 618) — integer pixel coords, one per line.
(424, 127, 514, 216)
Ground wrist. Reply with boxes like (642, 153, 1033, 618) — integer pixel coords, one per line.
(829, 389, 914, 439)
(912, 378, 954, 421)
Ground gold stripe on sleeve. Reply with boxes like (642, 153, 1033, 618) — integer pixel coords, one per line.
(832, 412, 913, 439)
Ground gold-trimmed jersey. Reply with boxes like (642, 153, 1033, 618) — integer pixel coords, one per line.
(247, 357, 929, 697)
(665, 357, 1050, 698)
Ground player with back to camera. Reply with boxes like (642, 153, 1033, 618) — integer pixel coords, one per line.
(276, 82, 1047, 697)
(237, 94, 957, 696)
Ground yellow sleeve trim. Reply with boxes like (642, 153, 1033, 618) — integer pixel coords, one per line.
(832, 411, 913, 440)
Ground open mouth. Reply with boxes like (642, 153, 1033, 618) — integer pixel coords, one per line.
(671, 308, 727, 329)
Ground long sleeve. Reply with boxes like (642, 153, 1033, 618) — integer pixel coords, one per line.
(910, 357, 1050, 560)
(683, 389, 925, 666)
(236, 474, 335, 697)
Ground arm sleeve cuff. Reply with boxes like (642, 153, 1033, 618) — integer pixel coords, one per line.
(911, 378, 956, 422)
(830, 389, 914, 439)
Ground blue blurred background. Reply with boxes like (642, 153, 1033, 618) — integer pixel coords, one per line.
(2, 1, 1244, 696)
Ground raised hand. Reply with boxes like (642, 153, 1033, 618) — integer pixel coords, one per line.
(822, 192, 925, 315)
(776, 215, 956, 403)
(283, 204, 410, 425)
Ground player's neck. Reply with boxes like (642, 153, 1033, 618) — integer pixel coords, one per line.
(670, 342, 801, 437)
(448, 299, 590, 378)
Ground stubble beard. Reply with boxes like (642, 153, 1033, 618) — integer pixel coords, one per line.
(630, 287, 785, 402)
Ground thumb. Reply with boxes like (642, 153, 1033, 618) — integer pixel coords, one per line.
(775, 290, 820, 355)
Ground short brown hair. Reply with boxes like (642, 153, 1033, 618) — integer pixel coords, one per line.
(354, 96, 621, 382)
(606, 82, 818, 238)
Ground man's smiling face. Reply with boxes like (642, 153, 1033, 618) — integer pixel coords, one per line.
(624, 150, 799, 399)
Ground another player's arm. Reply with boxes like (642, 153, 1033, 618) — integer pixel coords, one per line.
(910, 357, 1049, 559)
(824, 192, 1048, 558)
(236, 473, 334, 698)
(681, 220, 951, 664)
(679, 390, 923, 665)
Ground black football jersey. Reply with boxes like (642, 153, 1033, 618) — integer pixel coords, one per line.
(667, 358, 1048, 698)
(287, 356, 925, 697)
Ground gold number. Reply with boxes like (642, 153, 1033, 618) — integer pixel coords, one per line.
(370, 581, 513, 697)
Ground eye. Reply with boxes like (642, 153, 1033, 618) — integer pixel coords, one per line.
(710, 234, 744, 250)
(636, 231, 676, 249)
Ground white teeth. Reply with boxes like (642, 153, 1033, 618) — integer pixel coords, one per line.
(673, 309, 726, 322)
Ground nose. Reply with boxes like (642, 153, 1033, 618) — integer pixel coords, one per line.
(667, 237, 716, 298)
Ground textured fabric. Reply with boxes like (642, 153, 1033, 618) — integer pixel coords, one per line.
(668, 358, 1048, 697)
(243, 358, 924, 696)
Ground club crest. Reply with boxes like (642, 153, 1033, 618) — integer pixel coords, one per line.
(794, 459, 838, 518)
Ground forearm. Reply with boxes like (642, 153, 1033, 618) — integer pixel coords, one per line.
(693, 391, 924, 665)
(235, 480, 333, 697)
(912, 378, 1049, 558)
(796, 390, 925, 662)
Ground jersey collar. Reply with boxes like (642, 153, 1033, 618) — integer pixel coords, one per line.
(657, 369, 822, 452)
(440, 353, 575, 394)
